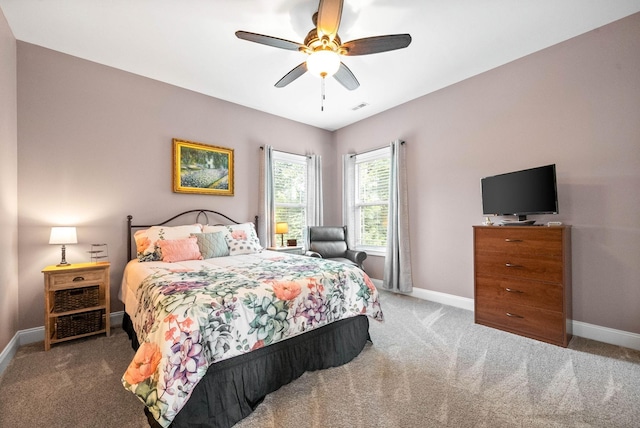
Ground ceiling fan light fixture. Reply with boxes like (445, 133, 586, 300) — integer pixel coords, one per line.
(306, 49, 340, 78)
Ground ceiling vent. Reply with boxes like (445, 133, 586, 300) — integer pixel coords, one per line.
(351, 102, 369, 111)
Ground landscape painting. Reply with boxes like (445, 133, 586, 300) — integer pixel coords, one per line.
(173, 139, 234, 196)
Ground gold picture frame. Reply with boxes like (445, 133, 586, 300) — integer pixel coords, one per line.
(173, 139, 234, 196)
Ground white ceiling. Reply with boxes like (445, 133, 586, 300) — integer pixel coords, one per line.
(2, 0, 639, 131)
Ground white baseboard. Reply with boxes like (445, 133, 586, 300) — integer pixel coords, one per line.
(572, 320, 640, 351)
(110, 310, 124, 327)
(375, 280, 640, 352)
(0, 311, 125, 376)
(0, 330, 20, 376)
(408, 286, 475, 311)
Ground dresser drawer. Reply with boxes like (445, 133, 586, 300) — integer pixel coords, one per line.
(475, 252, 563, 283)
(475, 302, 564, 344)
(49, 269, 106, 288)
(474, 227, 563, 255)
(475, 276, 563, 312)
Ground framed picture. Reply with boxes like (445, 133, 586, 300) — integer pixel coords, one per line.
(173, 138, 234, 196)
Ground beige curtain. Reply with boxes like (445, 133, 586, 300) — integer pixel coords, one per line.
(342, 153, 356, 249)
(306, 154, 323, 227)
(258, 145, 275, 247)
(383, 140, 413, 292)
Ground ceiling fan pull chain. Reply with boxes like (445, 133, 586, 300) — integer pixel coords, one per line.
(321, 76, 326, 111)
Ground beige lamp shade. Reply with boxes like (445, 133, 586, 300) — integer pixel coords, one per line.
(275, 222, 288, 247)
(275, 222, 289, 234)
(49, 226, 77, 266)
(49, 227, 78, 244)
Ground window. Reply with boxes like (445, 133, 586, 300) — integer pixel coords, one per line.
(273, 151, 307, 245)
(353, 147, 391, 252)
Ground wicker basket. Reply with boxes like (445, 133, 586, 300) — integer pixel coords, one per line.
(56, 310, 104, 339)
(54, 285, 99, 312)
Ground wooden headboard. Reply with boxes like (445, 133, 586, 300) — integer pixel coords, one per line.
(127, 210, 259, 261)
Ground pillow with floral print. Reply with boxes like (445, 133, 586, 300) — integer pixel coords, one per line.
(134, 224, 202, 262)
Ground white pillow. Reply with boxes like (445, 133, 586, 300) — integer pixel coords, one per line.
(225, 234, 263, 255)
(134, 224, 203, 262)
(201, 224, 228, 234)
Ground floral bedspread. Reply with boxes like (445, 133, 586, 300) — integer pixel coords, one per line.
(121, 251, 383, 427)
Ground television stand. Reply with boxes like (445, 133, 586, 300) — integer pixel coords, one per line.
(500, 219, 536, 226)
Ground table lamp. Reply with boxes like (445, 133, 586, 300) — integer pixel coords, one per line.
(275, 222, 288, 247)
(49, 226, 77, 266)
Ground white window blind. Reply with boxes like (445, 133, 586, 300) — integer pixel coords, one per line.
(273, 151, 307, 245)
(354, 147, 391, 251)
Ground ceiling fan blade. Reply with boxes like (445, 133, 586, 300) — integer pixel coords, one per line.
(333, 62, 359, 91)
(341, 34, 412, 56)
(275, 62, 308, 88)
(317, 0, 343, 40)
(235, 30, 304, 51)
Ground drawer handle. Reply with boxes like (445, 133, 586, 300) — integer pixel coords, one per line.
(72, 276, 85, 282)
(506, 312, 524, 319)
(505, 263, 522, 268)
(505, 239, 522, 242)
(505, 288, 523, 294)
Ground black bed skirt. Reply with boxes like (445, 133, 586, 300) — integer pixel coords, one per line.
(122, 313, 371, 428)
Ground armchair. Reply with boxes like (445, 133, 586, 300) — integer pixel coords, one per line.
(306, 226, 367, 270)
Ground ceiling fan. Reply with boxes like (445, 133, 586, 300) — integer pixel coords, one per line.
(235, 0, 412, 91)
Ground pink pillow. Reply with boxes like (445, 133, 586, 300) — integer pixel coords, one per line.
(157, 237, 203, 262)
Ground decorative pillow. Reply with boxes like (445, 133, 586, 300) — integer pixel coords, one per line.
(157, 237, 203, 263)
(191, 232, 229, 259)
(203, 222, 263, 250)
(134, 224, 202, 262)
(201, 225, 228, 235)
(225, 234, 263, 255)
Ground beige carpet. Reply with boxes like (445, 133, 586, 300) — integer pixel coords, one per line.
(1, 291, 639, 427)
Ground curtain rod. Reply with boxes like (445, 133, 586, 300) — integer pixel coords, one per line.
(260, 146, 312, 159)
(349, 140, 405, 158)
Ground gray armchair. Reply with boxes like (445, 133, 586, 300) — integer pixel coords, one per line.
(306, 226, 367, 270)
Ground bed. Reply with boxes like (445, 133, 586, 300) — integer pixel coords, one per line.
(120, 210, 384, 428)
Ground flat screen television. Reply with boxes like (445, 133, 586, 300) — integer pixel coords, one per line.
(481, 164, 558, 224)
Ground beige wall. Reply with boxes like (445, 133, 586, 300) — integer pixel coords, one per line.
(16, 42, 335, 330)
(336, 13, 640, 334)
(0, 8, 18, 352)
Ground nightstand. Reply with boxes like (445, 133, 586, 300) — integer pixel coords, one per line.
(42, 262, 110, 350)
(267, 246, 304, 255)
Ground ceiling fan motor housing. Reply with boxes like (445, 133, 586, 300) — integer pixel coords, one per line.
(303, 29, 343, 55)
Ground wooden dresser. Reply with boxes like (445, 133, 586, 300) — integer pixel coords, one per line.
(473, 225, 572, 347)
